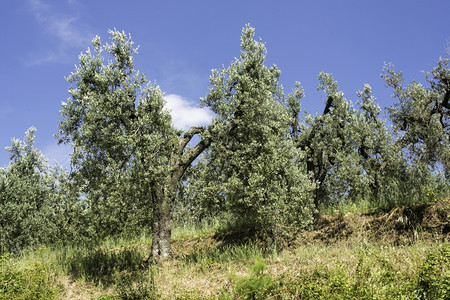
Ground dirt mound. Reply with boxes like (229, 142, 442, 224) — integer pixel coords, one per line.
(299, 199, 450, 246)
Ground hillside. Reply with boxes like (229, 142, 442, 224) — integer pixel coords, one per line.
(1, 198, 449, 299)
(302, 199, 449, 245)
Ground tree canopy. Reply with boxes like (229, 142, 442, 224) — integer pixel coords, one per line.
(200, 25, 314, 237)
(56, 30, 213, 261)
(382, 58, 449, 174)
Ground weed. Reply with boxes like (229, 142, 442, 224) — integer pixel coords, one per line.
(233, 258, 273, 299)
(0, 253, 60, 299)
(114, 269, 154, 300)
(415, 243, 450, 299)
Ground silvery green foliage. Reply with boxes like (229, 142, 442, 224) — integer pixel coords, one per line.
(295, 72, 446, 208)
(296, 73, 366, 207)
(287, 81, 304, 139)
(57, 30, 211, 260)
(174, 151, 223, 225)
(382, 58, 449, 174)
(352, 84, 428, 206)
(0, 128, 83, 254)
(56, 30, 175, 238)
(295, 75, 391, 207)
(200, 25, 315, 237)
(354, 84, 399, 202)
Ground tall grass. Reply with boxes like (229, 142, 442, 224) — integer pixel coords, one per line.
(1, 212, 448, 299)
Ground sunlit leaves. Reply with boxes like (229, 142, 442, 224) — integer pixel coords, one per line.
(198, 25, 314, 237)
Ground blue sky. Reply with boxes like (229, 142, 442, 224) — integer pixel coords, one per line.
(1, 0, 449, 168)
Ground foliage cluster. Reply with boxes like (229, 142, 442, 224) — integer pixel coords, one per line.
(0, 128, 87, 254)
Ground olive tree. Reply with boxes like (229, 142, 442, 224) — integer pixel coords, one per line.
(352, 84, 424, 206)
(290, 75, 417, 208)
(382, 58, 449, 173)
(200, 25, 314, 238)
(291, 73, 365, 208)
(57, 30, 211, 261)
(0, 128, 82, 254)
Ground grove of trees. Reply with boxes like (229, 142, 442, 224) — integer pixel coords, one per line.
(1, 25, 448, 261)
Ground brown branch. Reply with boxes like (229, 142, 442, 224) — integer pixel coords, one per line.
(443, 88, 449, 109)
(171, 126, 213, 180)
(180, 134, 212, 173)
(297, 95, 335, 151)
(178, 126, 207, 155)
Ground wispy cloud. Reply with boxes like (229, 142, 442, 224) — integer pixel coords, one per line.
(164, 94, 213, 131)
(27, 0, 93, 65)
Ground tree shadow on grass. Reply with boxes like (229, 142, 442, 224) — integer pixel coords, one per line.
(174, 223, 275, 265)
(68, 246, 147, 286)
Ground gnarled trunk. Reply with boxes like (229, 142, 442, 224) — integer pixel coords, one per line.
(151, 183, 175, 261)
(150, 127, 212, 262)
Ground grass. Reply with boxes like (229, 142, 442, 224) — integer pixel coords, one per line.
(2, 237, 449, 299)
(1, 199, 449, 299)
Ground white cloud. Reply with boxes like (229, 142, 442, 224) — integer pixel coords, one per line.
(164, 94, 213, 131)
(43, 142, 72, 169)
(27, 0, 93, 65)
(40, 96, 211, 168)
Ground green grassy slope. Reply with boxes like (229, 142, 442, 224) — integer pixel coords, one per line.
(1, 198, 449, 299)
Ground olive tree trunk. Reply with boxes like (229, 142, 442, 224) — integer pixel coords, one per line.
(150, 127, 211, 262)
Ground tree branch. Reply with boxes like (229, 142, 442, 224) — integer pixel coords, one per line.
(172, 126, 213, 180)
(178, 126, 207, 155)
(323, 95, 334, 116)
(180, 134, 212, 174)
